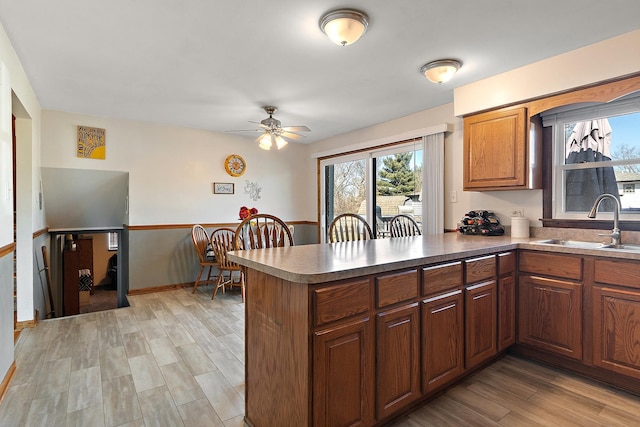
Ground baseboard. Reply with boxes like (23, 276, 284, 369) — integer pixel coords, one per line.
(0, 362, 16, 404)
(14, 309, 39, 331)
(127, 283, 192, 296)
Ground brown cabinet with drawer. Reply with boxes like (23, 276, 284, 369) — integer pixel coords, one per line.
(313, 279, 374, 426)
(374, 270, 420, 419)
(421, 261, 464, 393)
(464, 255, 498, 369)
(518, 251, 583, 360)
(497, 251, 516, 350)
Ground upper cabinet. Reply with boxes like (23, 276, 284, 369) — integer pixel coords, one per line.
(463, 106, 541, 191)
(462, 74, 640, 192)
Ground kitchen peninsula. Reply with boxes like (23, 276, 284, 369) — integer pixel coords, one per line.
(228, 233, 640, 427)
(229, 233, 521, 427)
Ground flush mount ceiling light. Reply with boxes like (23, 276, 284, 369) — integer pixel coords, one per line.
(420, 59, 462, 84)
(319, 9, 369, 46)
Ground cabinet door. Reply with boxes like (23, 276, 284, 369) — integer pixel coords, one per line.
(314, 317, 374, 427)
(463, 106, 527, 190)
(498, 272, 516, 351)
(422, 289, 464, 393)
(465, 281, 497, 368)
(518, 275, 583, 360)
(593, 286, 640, 380)
(376, 303, 420, 420)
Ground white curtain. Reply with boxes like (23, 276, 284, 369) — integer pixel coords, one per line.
(422, 132, 444, 234)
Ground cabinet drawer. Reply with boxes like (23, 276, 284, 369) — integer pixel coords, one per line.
(314, 280, 370, 327)
(498, 251, 516, 275)
(519, 251, 582, 280)
(465, 255, 496, 284)
(594, 259, 640, 290)
(422, 262, 462, 296)
(376, 270, 418, 308)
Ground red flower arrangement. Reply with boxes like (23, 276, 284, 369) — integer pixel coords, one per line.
(239, 206, 258, 220)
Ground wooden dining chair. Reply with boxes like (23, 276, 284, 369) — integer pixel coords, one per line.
(389, 214, 422, 237)
(210, 228, 245, 302)
(190, 224, 217, 293)
(328, 213, 374, 243)
(234, 213, 294, 250)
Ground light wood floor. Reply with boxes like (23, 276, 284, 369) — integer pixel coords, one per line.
(1, 286, 639, 427)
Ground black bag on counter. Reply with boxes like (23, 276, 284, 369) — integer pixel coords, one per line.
(458, 210, 505, 236)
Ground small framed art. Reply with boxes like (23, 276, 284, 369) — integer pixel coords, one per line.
(213, 182, 234, 194)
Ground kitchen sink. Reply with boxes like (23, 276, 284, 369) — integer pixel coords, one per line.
(533, 239, 640, 252)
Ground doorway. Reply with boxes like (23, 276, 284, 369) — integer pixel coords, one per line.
(51, 229, 126, 317)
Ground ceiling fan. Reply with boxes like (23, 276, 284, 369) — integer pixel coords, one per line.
(227, 106, 311, 150)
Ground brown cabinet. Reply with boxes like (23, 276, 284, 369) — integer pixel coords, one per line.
(497, 252, 516, 350)
(592, 286, 640, 380)
(464, 255, 497, 369)
(463, 106, 530, 190)
(518, 251, 583, 361)
(518, 274, 583, 360)
(421, 289, 464, 393)
(314, 316, 375, 427)
(592, 258, 640, 380)
(376, 303, 420, 419)
(465, 281, 497, 368)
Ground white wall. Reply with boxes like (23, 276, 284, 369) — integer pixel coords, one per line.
(306, 103, 544, 231)
(0, 20, 43, 388)
(454, 29, 640, 116)
(41, 110, 315, 225)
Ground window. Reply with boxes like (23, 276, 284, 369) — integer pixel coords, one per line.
(108, 231, 118, 251)
(374, 145, 423, 237)
(320, 134, 444, 242)
(543, 95, 640, 221)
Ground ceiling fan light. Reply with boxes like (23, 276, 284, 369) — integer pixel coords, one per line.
(420, 59, 461, 84)
(275, 135, 288, 150)
(319, 9, 369, 46)
(258, 133, 272, 150)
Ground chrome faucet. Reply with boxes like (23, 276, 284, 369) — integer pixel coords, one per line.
(588, 193, 622, 247)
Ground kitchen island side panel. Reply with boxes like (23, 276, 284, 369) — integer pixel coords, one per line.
(245, 268, 311, 427)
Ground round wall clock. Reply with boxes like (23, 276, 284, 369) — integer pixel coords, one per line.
(224, 154, 246, 177)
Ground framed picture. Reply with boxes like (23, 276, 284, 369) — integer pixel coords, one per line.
(77, 125, 106, 159)
(213, 182, 234, 194)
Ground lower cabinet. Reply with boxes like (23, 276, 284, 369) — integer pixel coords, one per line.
(592, 286, 640, 380)
(421, 289, 464, 393)
(498, 252, 516, 351)
(313, 317, 375, 427)
(518, 274, 583, 360)
(465, 281, 497, 369)
(376, 303, 420, 419)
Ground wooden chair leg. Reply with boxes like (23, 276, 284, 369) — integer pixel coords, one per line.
(212, 273, 224, 300)
(206, 265, 214, 285)
(192, 265, 205, 293)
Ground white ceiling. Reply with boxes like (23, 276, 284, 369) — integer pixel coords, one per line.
(1, 1, 639, 144)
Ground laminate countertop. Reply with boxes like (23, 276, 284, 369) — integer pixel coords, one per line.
(227, 232, 640, 284)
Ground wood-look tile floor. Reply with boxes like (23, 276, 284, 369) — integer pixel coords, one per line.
(2, 286, 639, 427)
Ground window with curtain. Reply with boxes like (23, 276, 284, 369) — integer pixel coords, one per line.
(543, 94, 640, 220)
(320, 133, 444, 242)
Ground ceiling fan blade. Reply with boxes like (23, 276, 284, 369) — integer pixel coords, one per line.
(280, 131, 305, 140)
(249, 121, 271, 130)
(225, 129, 263, 133)
(282, 125, 310, 132)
